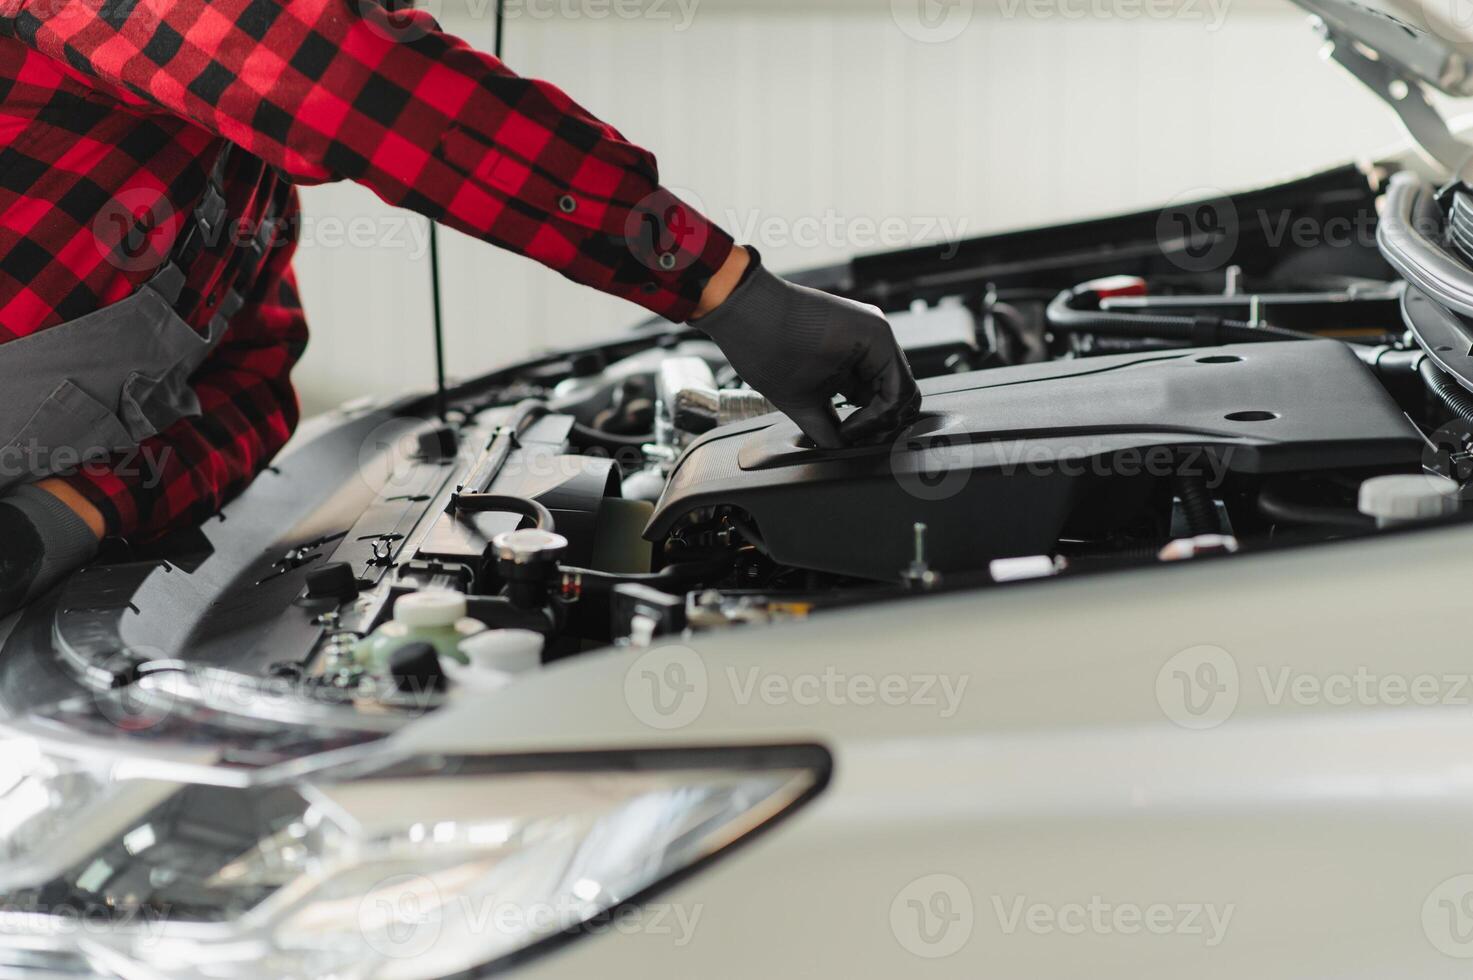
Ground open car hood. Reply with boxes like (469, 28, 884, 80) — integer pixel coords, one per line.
(1287, 0, 1473, 96)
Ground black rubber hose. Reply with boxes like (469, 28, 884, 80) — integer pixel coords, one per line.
(560, 554, 735, 597)
(1046, 290, 1317, 344)
(1174, 474, 1218, 536)
(1419, 356, 1473, 423)
(454, 493, 555, 533)
(1257, 486, 1373, 530)
(570, 422, 653, 450)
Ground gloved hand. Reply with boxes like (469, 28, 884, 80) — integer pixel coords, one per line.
(692, 251, 922, 448)
(0, 485, 101, 618)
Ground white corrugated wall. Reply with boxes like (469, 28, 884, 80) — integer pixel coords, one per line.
(290, 0, 1419, 413)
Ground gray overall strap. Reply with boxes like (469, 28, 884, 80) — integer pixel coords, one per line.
(0, 142, 280, 494)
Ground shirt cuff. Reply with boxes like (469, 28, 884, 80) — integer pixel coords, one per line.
(616, 186, 735, 323)
(57, 467, 134, 540)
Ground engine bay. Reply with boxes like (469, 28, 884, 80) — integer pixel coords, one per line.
(13, 163, 1473, 725)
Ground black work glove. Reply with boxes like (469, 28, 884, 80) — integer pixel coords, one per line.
(692, 251, 922, 448)
(0, 485, 100, 618)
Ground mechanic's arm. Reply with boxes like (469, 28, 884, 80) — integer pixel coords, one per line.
(9, 0, 920, 445)
(6, 0, 729, 320)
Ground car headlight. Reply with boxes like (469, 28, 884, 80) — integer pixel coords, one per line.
(0, 739, 829, 978)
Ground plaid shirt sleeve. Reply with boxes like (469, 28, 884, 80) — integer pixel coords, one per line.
(3, 0, 737, 544)
(3, 0, 734, 319)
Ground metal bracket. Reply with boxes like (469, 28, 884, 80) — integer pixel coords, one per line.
(1321, 24, 1473, 182)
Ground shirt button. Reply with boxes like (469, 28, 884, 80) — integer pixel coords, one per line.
(558, 195, 578, 214)
(658, 252, 677, 271)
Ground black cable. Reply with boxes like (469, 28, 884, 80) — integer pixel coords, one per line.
(1173, 474, 1218, 536)
(561, 554, 735, 596)
(455, 493, 555, 533)
(1257, 486, 1373, 530)
(428, 225, 447, 420)
(426, 0, 507, 423)
(1046, 289, 1317, 345)
(1419, 356, 1473, 422)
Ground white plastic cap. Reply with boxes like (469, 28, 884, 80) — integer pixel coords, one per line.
(444, 662, 515, 695)
(1358, 474, 1461, 525)
(394, 590, 467, 628)
(458, 629, 544, 674)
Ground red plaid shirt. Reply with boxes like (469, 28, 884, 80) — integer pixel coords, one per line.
(0, 0, 733, 542)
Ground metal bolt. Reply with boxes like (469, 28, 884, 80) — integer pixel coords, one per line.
(903, 522, 940, 591)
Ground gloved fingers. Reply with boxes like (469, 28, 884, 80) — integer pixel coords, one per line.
(784, 399, 845, 450)
(838, 346, 922, 444)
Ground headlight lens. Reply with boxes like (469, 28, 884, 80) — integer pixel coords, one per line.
(0, 742, 827, 979)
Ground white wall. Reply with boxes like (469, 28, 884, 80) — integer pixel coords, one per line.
(290, 0, 1427, 414)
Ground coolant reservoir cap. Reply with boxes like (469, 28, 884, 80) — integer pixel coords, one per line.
(1358, 474, 1462, 524)
(459, 629, 544, 674)
(492, 528, 569, 565)
(394, 590, 468, 628)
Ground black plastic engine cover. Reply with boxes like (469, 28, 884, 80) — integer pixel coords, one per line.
(645, 341, 1423, 580)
